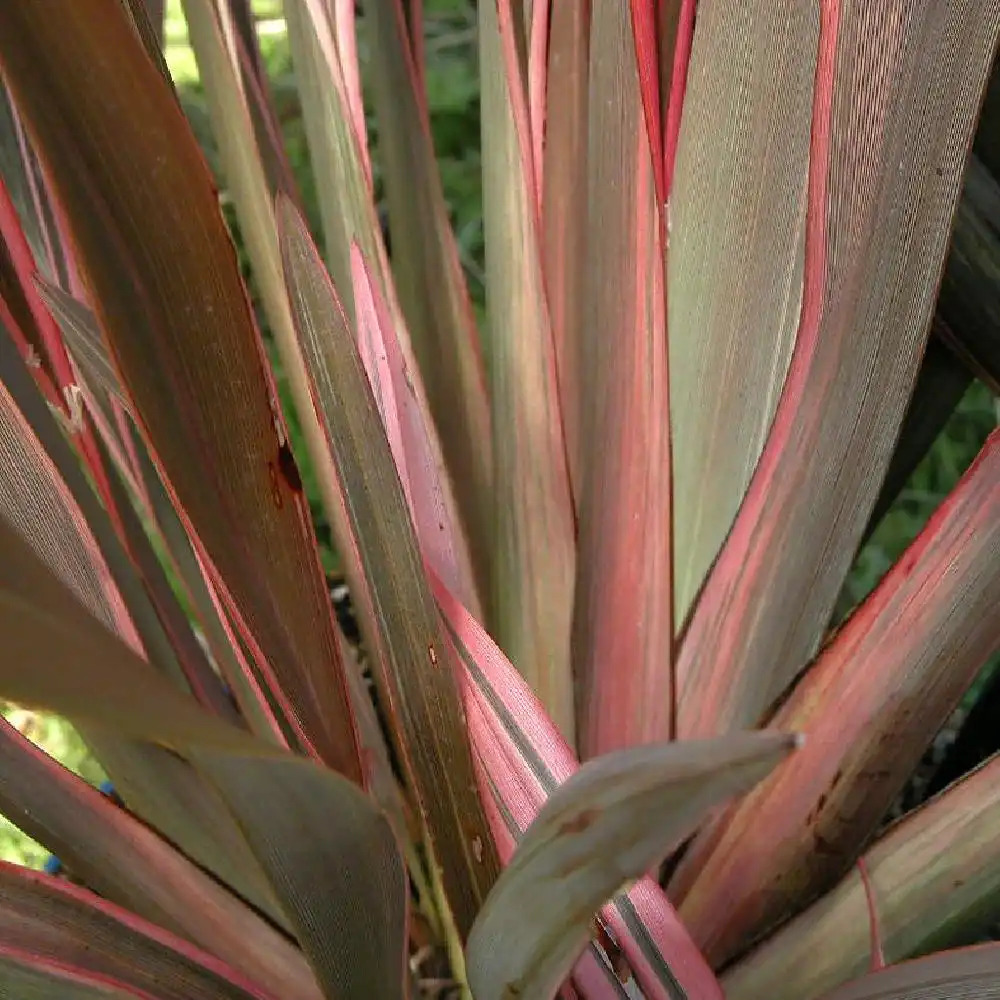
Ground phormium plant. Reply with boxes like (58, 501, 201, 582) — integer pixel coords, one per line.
(0, 0, 998, 998)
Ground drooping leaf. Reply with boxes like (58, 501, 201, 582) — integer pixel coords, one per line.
(466, 730, 796, 1000)
(677, 0, 1000, 736)
(0, 0, 363, 778)
(671, 430, 1000, 967)
(816, 944, 1000, 1000)
(433, 571, 728, 1000)
(189, 749, 409, 1000)
(479, 0, 577, 743)
(0, 720, 319, 1000)
(0, 862, 275, 1000)
(0, 514, 407, 1000)
(667, 0, 815, 623)
(277, 196, 500, 939)
(572, 0, 673, 757)
(366, 0, 494, 599)
(723, 755, 1000, 1000)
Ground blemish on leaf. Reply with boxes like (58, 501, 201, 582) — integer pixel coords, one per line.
(558, 808, 599, 836)
(428, 644, 438, 666)
(277, 441, 303, 492)
(267, 461, 282, 509)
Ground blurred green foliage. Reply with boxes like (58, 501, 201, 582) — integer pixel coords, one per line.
(2, 0, 995, 867)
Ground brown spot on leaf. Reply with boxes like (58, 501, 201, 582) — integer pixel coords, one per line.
(267, 461, 282, 509)
(558, 808, 599, 836)
(277, 441, 303, 492)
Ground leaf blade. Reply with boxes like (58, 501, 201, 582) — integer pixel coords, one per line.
(277, 197, 500, 938)
(671, 430, 1000, 966)
(677, 0, 1000, 736)
(466, 731, 796, 1000)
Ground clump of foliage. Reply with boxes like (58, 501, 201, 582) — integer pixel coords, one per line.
(0, 1, 998, 999)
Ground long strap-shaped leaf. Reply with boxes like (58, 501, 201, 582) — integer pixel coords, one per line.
(572, 0, 673, 756)
(341, 253, 722, 998)
(0, 720, 318, 1000)
(465, 731, 795, 1000)
(366, 0, 494, 599)
(0, 947, 154, 1000)
(816, 944, 1000, 1000)
(434, 573, 731, 1000)
(0, 516, 407, 1000)
(479, 0, 577, 744)
(671, 429, 1000, 966)
(723, 754, 1000, 1000)
(0, 0, 363, 779)
(667, 0, 815, 623)
(276, 197, 500, 940)
(283, 0, 382, 321)
(677, 0, 1000, 736)
(352, 245, 480, 617)
(0, 863, 275, 1000)
(540, 0, 590, 498)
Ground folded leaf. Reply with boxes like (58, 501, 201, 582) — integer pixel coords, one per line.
(466, 731, 796, 1000)
(0, 515, 405, 1000)
(723, 755, 1000, 1000)
(0, 719, 318, 1000)
(677, 0, 1000, 735)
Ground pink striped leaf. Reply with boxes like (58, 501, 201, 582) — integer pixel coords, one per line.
(458, 568, 794, 997)
(432, 570, 735, 1000)
(277, 195, 500, 939)
(676, 0, 1000, 737)
(0, 947, 156, 999)
(540, 1, 590, 498)
(0, 862, 276, 1000)
(572, 0, 673, 757)
(0, 0, 365, 779)
(667, 0, 815, 629)
(352, 243, 481, 616)
(366, 0, 493, 594)
(479, 0, 577, 743)
(672, 430, 1000, 967)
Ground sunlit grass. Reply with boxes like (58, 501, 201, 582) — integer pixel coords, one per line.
(0, 707, 105, 866)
